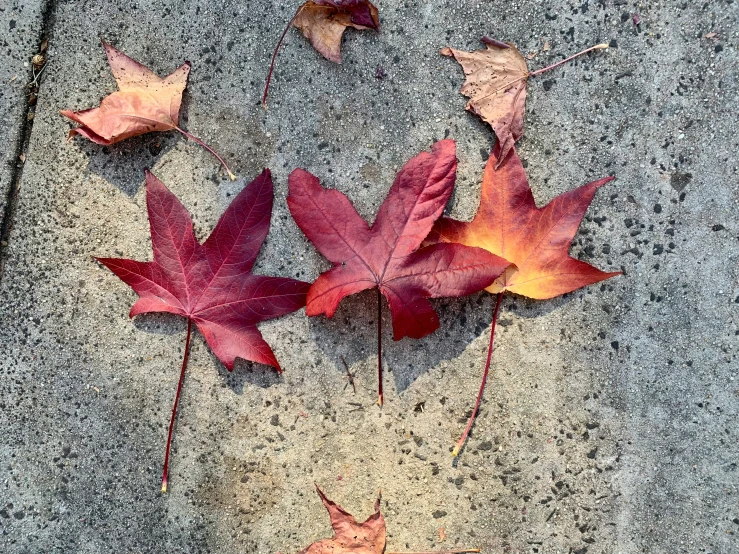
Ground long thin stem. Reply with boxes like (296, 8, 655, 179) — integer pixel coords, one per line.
(175, 127, 236, 181)
(452, 292, 504, 457)
(386, 550, 480, 554)
(528, 43, 609, 77)
(473, 42, 609, 105)
(377, 288, 383, 407)
(262, 5, 304, 108)
(161, 319, 193, 493)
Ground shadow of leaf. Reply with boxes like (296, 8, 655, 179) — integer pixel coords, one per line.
(307, 289, 491, 398)
(307, 285, 579, 402)
(133, 312, 283, 394)
(76, 133, 173, 196)
(217, 355, 283, 394)
(133, 311, 187, 335)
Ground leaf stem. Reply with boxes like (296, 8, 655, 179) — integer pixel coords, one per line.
(161, 318, 193, 493)
(262, 5, 304, 108)
(452, 292, 504, 457)
(377, 288, 383, 407)
(175, 126, 236, 181)
(528, 43, 609, 77)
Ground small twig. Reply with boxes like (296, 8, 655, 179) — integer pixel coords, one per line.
(377, 288, 383, 407)
(28, 62, 47, 88)
(528, 43, 609, 77)
(452, 292, 504, 457)
(340, 356, 356, 394)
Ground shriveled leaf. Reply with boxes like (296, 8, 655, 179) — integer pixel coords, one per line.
(98, 169, 310, 370)
(442, 38, 608, 168)
(428, 144, 620, 300)
(61, 40, 189, 145)
(62, 40, 235, 179)
(295, 0, 380, 63)
(300, 486, 385, 554)
(442, 39, 526, 167)
(287, 140, 511, 341)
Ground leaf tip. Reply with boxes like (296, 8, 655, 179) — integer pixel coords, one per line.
(440, 46, 453, 57)
(592, 175, 616, 188)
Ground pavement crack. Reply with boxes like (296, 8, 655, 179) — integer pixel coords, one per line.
(0, 0, 58, 280)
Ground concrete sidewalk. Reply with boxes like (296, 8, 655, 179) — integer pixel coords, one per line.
(1, 1, 737, 553)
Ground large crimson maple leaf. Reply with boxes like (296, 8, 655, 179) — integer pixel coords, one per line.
(287, 140, 510, 405)
(427, 144, 620, 455)
(98, 169, 310, 491)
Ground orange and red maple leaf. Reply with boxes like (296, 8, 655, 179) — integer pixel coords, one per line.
(429, 144, 620, 300)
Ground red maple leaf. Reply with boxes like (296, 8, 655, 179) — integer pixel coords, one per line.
(287, 140, 510, 405)
(97, 169, 310, 491)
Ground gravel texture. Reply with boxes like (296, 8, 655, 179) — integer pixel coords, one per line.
(0, 1, 737, 553)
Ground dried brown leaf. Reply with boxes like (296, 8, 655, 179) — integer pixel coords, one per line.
(295, 0, 379, 63)
(441, 40, 528, 168)
(442, 38, 608, 168)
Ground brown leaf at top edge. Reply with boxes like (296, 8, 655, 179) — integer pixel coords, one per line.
(294, 0, 380, 63)
(441, 38, 528, 168)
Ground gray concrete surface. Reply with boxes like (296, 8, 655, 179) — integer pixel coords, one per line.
(0, 1, 737, 553)
(0, 0, 45, 230)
